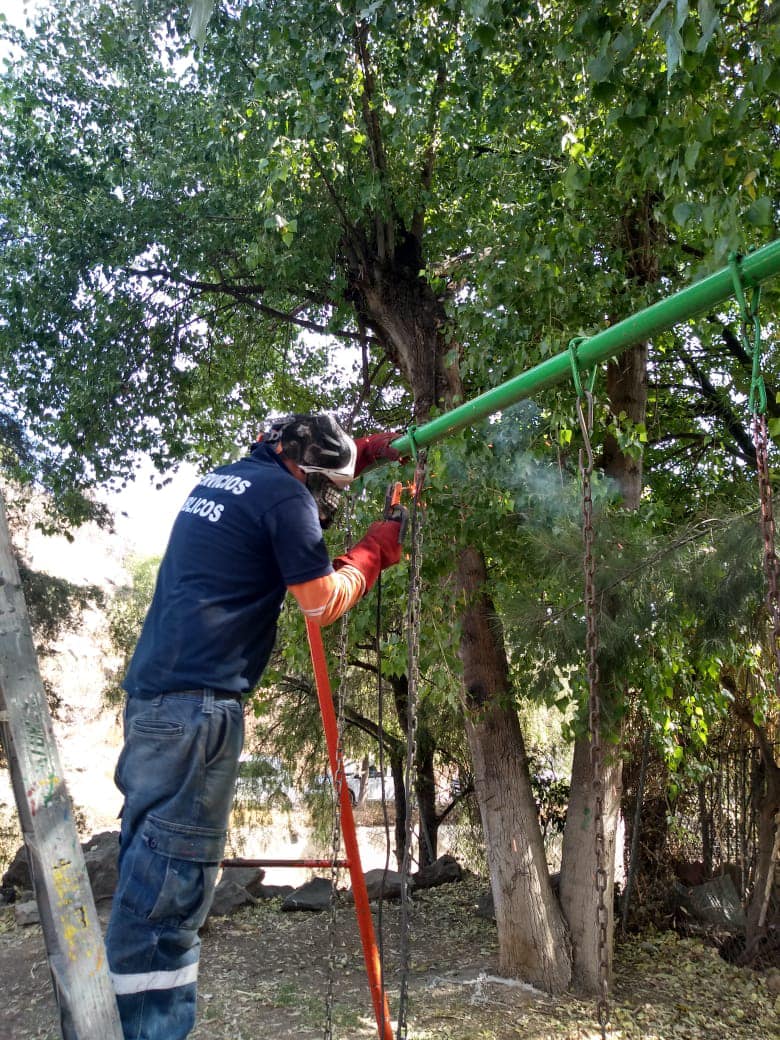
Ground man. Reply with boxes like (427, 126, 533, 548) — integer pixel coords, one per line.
(105, 413, 404, 1040)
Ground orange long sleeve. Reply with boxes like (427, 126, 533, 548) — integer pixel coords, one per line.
(287, 564, 366, 626)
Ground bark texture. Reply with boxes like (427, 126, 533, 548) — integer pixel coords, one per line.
(457, 546, 571, 991)
(559, 733, 623, 991)
(559, 200, 656, 992)
(345, 208, 571, 989)
(602, 343, 648, 511)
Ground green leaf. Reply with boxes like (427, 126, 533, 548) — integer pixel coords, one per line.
(188, 0, 216, 45)
(746, 196, 772, 227)
(647, 0, 672, 28)
(673, 202, 694, 226)
(696, 0, 720, 53)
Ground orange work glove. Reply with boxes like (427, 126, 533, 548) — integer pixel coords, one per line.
(353, 432, 406, 477)
(333, 520, 403, 592)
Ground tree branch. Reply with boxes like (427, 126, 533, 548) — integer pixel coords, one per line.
(680, 350, 756, 466)
(354, 19, 393, 259)
(411, 60, 448, 243)
(126, 265, 378, 344)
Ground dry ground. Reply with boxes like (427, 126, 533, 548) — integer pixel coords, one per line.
(0, 876, 777, 1040)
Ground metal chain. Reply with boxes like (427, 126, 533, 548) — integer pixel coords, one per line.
(374, 576, 392, 1040)
(729, 254, 766, 416)
(754, 414, 780, 689)
(324, 497, 354, 1040)
(576, 390, 610, 1039)
(733, 264, 780, 692)
(397, 449, 427, 1040)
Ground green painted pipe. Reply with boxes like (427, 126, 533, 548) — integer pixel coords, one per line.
(391, 239, 780, 456)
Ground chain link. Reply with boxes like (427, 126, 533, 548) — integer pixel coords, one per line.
(734, 265, 780, 695)
(576, 391, 610, 1039)
(753, 413, 780, 691)
(396, 450, 427, 1040)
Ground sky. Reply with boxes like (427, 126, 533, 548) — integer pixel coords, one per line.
(0, 0, 35, 30)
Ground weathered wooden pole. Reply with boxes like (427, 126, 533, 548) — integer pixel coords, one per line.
(0, 491, 123, 1039)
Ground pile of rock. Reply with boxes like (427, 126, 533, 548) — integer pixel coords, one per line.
(1, 833, 465, 926)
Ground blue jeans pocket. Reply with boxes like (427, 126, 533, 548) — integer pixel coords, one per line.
(120, 816, 225, 930)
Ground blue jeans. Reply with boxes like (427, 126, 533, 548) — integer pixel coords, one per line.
(105, 691, 244, 1040)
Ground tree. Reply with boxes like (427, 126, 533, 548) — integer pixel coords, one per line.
(103, 554, 161, 706)
(2, 0, 778, 997)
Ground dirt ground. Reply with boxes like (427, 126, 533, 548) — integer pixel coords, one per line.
(0, 875, 778, 1040)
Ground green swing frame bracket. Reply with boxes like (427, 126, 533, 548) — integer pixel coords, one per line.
(390, 238, 780, 456)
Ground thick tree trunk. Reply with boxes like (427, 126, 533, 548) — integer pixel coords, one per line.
(390, 753, 407, 871)
(561, 301, 650, 989)
(601, 343, 648, 511)
(560, 197, 657, 990)
(415, 729, 439, 869)
(350, 231, 570, 991)
(559, 729, 623, 991)
(457, 546, 571, 991)
(740, 721, 780, 962)
(390, 674, 440, 869)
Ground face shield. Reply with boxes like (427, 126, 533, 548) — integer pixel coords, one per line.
(304, 472, 343, 529)
(262, 414, 356, 529)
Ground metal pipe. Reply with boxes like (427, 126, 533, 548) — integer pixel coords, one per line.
(222, 858, 349, 868)
(391, 239, 780, 455)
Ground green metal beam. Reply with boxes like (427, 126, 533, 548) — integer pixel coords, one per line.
(391, 239, 780, 456)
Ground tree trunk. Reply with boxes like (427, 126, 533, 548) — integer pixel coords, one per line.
(559, 728, 622, 991)
(415, 727, 439, 869)
(349, 228, 571, 991)
(560, 198, 656, 991)
(389, 673, 440, 869)
(457, 546, 571, 991)
(740, 720, 780, 962)
(601, 343, 648, 511)
(560, 351, 645, 990)
(390, 753, 407, 871)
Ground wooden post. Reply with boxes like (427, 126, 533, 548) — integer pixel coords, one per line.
(0, 491, 123, 1039)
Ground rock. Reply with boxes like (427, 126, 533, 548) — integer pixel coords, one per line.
(365, 868, 410, 901)
(218, 866, 266, 897)
(208, 867, 267, 918)
(14, 900, 40, 927)
(209, 879, 256, 918)
(766, 969, 780, 996)
(341, 868, 413, 902)
(256, 884, 294, 900)
(281, 876, 333, 911)
(1, 844, 30, 892)
(2, 830, 120, 904)
(82, 830, 119, 902)
(413, 855, 462, 890)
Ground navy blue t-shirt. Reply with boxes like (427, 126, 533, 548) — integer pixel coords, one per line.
(124, 444, 333, 697)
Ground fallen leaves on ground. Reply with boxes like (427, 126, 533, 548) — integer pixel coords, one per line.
(0, 879, 777, 1039)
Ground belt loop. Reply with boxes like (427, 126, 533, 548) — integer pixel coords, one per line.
(202, 688, 215, 715)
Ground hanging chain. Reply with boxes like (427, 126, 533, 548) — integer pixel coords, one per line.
(575, 385, 610, 1040)
(324, 496, 354, 1040)
(374, 575, 392, 1040)
(754, 414, 780, 688)
(397, 447, 427, 1040)
(731, 256, 780, 693)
